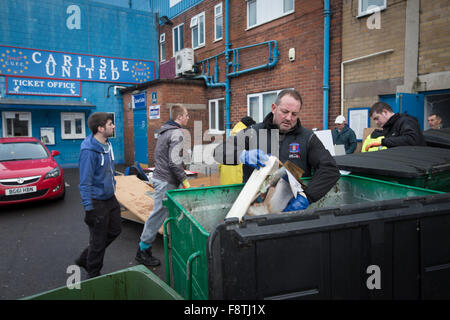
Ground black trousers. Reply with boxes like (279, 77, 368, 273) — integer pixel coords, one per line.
(78, 196, 121, 277)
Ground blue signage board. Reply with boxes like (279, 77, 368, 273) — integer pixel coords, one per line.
(132, 92, 146, 109)
(0, 45, 155, 84)
(6, 76, 81, 97)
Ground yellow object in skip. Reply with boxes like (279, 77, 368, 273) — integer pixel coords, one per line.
(361, 135, 387, 152)
(218, 120, 249, 185)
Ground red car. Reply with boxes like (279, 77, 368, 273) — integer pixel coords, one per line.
(0, 137, 65, 205)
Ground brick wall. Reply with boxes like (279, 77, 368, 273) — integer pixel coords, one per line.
(125, 0, 343, 165)
(418, 0, 450, 75)
(158, 0, 342, 130)
(342, 0, 406, 114)
(123, 80, 209, 166)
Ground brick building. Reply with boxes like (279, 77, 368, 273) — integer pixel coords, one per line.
(341, 0, 450, 147)
(121, 0, 343, 166)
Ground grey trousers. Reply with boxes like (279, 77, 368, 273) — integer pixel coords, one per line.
(140, 177, 177, 245)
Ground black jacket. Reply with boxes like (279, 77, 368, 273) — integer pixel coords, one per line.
(213, 113, 340, 203)
(381, 113, 426, 148)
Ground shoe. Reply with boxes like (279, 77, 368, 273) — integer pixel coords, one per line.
(135, 248, 160, 267)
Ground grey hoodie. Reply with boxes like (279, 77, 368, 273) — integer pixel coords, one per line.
(152, 120, 187, 186)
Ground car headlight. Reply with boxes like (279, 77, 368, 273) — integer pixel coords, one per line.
(45, 167, 60, 179)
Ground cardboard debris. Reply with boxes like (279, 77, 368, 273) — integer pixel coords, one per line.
(246, 160, 307, 217)
(115, 173, 222, 233)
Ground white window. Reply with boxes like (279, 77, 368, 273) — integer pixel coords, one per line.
(214, 3, 223, 42)
(247, 0, 294, 29)
(209, 98, 225, 133)
(160, 33, 166, 62)
(358, 0, 386, 17)
(191, 12, 205, 49)
(61, 112, 86, 139)
(2, 112, 32, 137)
(248, 89, 290, 122)
(173, 23, 184, 55)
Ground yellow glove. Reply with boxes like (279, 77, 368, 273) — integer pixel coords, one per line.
(182, 179, 191, 189)
(365, 141, 382, 152)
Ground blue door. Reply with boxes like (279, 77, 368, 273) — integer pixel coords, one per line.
(134, 108, 148, 164)
(396, 93, 425, 129)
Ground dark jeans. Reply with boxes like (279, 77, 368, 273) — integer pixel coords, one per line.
(77, 196, 121, 277)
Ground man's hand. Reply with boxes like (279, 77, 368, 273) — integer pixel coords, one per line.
(283, 193, 309, 212)
(365, 141, 382, 151)
(182, 179, 191, 189)
(239, 149, 269, 169)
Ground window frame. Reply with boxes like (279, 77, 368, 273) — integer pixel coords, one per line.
(172, 23, 185, 56)
(357, 0, 386, 17)
(208, 98, 225, 134)
(246, 0, 295, 30)
(214, 3, 223, 42)
(160, 33, 166, 62)
(1, 111, 32, 137)
(191, 12, 205, 50)
(60, 112, 86, 140)
(247, 88, 292, 123)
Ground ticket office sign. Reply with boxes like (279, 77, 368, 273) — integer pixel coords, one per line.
(6, 77, 81, 97)
(0, 45, 155, 84)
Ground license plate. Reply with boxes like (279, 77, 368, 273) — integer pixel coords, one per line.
(5, 186, 37, 196)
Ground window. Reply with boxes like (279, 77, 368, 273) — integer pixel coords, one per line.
(358, 0, 386, 17)
(247, 0, 294, 29)
(2, 112, 31, 137)
(173, 23, 184, 55)
(160, 33, 166, 62)
(248, 89, 288, 122)
(209, 98, 225, 133)
(214, 3, 223, 41)
(61, 112, 86, 139)
(191, 12, 205, 49)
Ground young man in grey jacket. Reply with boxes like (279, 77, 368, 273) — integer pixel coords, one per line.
(136, 105, 191, 266)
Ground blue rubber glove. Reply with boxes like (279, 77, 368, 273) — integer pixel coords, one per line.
(239, 149, 269, 169)
(283, 194, 310, 212)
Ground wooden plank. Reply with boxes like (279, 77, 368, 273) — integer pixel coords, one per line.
(115, 175, 154, 221)
(225, 156, 279, 221)
(189, 173, 221, 188)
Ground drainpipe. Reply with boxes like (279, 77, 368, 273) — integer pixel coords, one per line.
(322, 0, 331, 130)
(225, 0, 232, 136)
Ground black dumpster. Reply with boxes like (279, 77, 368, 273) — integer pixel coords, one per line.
(334, 146, 450, 192)
(424, 128, 450, 149)
(207, 192, 450, 300)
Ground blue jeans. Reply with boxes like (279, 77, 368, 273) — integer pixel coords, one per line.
(140, 178, 177, 245)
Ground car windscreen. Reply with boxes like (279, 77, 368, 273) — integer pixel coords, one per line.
(0, 142, 49, 161)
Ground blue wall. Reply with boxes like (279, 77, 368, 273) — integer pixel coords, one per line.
(0, 0, 158, 167)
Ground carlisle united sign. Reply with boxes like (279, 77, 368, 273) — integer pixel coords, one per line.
(0, 45, 155, 84)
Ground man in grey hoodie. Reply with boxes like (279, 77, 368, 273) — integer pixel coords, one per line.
(75, 112, 121, 278)
(136, 105, 191, 266)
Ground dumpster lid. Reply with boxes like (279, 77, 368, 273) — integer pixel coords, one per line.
(335, 146, 450, 178)
(423, 128, 450, 149)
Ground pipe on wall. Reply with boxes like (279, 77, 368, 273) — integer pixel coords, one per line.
(323, 0, 331, 130)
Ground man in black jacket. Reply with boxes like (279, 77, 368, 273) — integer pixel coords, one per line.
(213, 89, 340, 207)
(367, 102, 426, 150)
